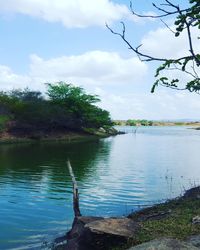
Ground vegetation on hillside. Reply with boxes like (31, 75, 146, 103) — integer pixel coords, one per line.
(0, 82, 113, 138)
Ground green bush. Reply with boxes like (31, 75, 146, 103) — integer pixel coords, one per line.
(0, 82, 113, 135)
(0, 115, 10, 133)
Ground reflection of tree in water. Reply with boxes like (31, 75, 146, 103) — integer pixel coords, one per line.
(0, 139, 113, 193)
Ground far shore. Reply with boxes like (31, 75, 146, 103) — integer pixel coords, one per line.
(114, 120, 200, 127)
(0, 128, 122, 145)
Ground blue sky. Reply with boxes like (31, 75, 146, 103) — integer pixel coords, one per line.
(0, 0, 199, 120)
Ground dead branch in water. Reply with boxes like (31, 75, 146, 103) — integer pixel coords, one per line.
(67, 160, 81, 217)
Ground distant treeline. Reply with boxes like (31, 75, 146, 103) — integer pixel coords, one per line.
(0, 82, 113, 137)
(114, 119, 153, 126)
(114, 119, 200, 127)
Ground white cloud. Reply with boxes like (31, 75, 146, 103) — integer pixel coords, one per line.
(0, 51, 147, 92)
(0, 50, 200, 120)
(141, 25, 200, 59)
(0, 65, 31, 91)
(0, 0, 131, 28)
(29, 51, 148, 87)
(98, 90, 200, 120)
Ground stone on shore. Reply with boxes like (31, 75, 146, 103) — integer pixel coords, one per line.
(127, 238, 199, 250)
(66, 216, 139, 250)
(186, 234, 200, 248)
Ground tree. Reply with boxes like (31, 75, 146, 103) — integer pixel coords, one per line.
(107, 0, 200, 93)
(9, 88, 43, 102)
(46, 82, 100, 106)
(46, 82, 112, 129)
(0, 83, 113, 135)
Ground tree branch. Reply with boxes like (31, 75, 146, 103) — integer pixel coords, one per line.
(106, 23, 193, 63)
(129, 1, 189, 19)
(67, 160, 81, 217)
(107, 0, 200, 94)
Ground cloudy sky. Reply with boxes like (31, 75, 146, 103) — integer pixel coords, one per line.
(0, 0, 199, 120)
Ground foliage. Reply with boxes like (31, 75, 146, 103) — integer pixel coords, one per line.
(126, 119, 153, 126)
(107, 0, 200, 94)
(0, 82, 113, 135)
(46, 82, 112, 129)
(47, 82, 100, 105)
(0, 115, 10, 133)
(127, 119, 138, 126)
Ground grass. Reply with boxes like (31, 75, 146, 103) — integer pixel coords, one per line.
(110, 193, 200, 250)
(54, 188, 200, 250)
(111, 196, 200, 250)
(134, 198, 200, 242)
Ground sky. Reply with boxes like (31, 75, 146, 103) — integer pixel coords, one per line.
(0, 0, 199, 120)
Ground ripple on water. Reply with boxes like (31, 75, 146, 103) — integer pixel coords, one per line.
(0, 126, 200, 249)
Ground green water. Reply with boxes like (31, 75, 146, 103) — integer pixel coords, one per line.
(0, 126, 200, 249)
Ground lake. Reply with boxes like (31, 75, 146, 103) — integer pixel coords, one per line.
(0, 126, 200, 249)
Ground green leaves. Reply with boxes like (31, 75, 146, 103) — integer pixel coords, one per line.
(186, 79, 200, 92)
(0, 83, 113, 134)
(153, 0, 200, 95)
(46, 81, 100, 105)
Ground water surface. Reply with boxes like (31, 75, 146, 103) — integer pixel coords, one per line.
(0, 126, 200, 249)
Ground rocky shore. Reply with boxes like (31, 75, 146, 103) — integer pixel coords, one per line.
(54, 186, 200, 250)
(0, 127, 123, 145)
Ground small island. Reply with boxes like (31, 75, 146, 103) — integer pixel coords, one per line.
(0, 82, 119, 144)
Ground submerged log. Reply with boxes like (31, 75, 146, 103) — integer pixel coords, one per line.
(67, 160, 81, 217)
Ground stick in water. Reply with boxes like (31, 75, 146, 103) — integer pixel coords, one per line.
(67, 160, 81, 217)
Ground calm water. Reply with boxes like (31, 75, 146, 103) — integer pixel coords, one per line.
(1, 126, 200, 249)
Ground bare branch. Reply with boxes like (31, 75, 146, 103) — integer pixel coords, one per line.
(106, 23, 193, 63)
(130, 1, 189, 19)
(152, 3, 172, 14)
(107, 0, 200, 94)
(160, 19, 176, 34)
(67, 160, 81, 217)
(191, 60, 200, 79)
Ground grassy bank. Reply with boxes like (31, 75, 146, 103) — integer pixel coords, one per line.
(54, 187, 200, 250)
(113, 187, 200, 250)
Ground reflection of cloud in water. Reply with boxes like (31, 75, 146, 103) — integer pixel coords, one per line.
(80, 128, 200, 216)
(80, 136, 147, 216)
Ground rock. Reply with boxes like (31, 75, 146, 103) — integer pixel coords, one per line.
(186, 235, 200, 247)
(106, 127, 118, 135)
(105, 127, 125, 136)
(98, 127, 106, 133)
(66, 216, 139, 250)
(192, 216, 200, 224)
(85, 217, 139, 238)
(184, 186, 200, 199)
(127, 238, 199, 250)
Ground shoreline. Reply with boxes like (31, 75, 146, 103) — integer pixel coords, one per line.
(56, 186, 200, 250)
(0, 128, 122, 145)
